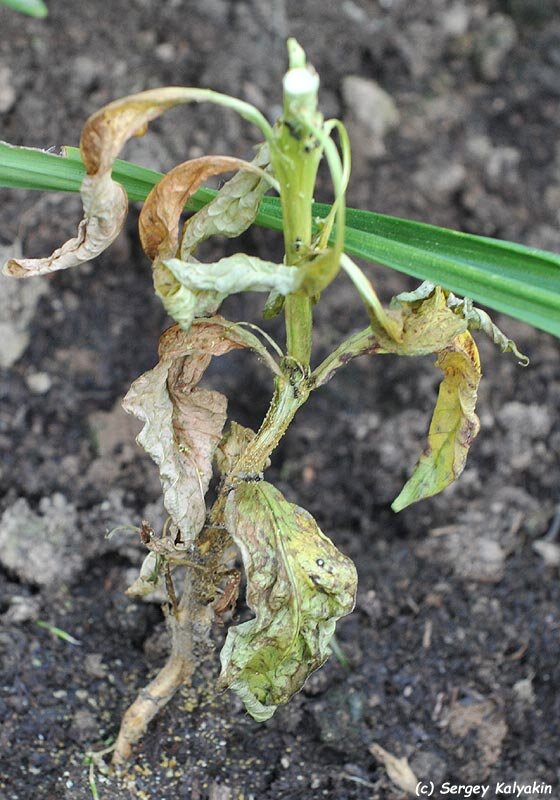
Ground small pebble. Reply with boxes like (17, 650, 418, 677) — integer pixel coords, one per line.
(26, 372, 52, 395)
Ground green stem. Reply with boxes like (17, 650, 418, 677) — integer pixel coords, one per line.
(269, 42, 324, 367)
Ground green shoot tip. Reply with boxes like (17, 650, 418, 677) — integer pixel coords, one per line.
(287, 38, 306, 69)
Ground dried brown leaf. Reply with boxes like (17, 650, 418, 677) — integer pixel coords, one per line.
(139, 156, 266, 261)
(123, 316, 279, 542)
(4, 88, 249, 279)
(3, 173, 127, 278)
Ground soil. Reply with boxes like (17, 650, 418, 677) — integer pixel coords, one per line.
(1, 1, 560, 798)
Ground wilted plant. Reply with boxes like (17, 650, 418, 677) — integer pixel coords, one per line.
(0, 40, 541, 764)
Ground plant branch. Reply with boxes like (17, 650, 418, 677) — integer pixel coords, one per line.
(112, 565, 213, 766)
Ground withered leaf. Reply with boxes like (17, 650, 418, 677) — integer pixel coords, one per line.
(219, 480, 357, 721)
(313, 286, 480, 508)
(3, 172, 127, 278)
(138, 155, 274, 329)
(392, 330, 481, 511)
(4, 89, 203, 278)
(389, 285, 468, 355)
(180, 143, 270, 258)
(369, 744, 418, 796)
(4, 88, 265, 280)
(396, 281, 528, 364)
(215, 422, 258, 478)
(446, 291, 529, 365)
(126, 552, 164, 598)
(164, 254, 300, 296)
(312, 286, 467, 384)
(139, 156, 267, 262)
(122, 317, 279, 543)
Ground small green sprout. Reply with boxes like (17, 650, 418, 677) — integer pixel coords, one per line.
(36, 620, 82, 646)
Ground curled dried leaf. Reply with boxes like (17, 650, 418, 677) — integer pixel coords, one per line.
(369, 744, 418, 796)
(123, 316, 279, 544)
(3, 172, 127, 278)
(139, 156, 265, 262)
(4, 87, 270, 280)
(396, 281, 529, 364)
(4, 89, 202, 278)
(390, 285, 468, 355)
(219, 480, 357, 721)
(126, 552, 164, 598)
(80, 88, 213, 176)
(180, 143, 271, 258)
(447, 293, 529, 365)
(138, 155, 275, 329)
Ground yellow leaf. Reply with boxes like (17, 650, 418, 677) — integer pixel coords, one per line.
(219, 480, 357, 720)
(392, 331, 481, 511)
(392, 285, 467, 355)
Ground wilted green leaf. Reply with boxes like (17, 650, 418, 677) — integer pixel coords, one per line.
(123, 317, 279, 543)
(392, 330, 481, 511)
(219, 480, 357, 721)
(164, 254, 300, 296)
(180, 143, 270, 257)
(138, 155, 274, 329)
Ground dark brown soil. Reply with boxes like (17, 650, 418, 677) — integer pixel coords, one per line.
(1, 1, 560, 798)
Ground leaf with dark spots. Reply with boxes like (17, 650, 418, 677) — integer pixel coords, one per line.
(219, 480, 357, 721)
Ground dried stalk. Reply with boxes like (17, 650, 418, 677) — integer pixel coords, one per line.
(112, 565, 213, 766)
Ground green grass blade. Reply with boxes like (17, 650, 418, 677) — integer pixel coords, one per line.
(340, 206, 560, 339)
(36, 619, 81, 646)
(1, 142, 559, 337)
(0, 0, 48, 17)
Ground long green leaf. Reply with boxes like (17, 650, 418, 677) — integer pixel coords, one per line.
(341, 208, 560, 339)
(1, 142, 559, 337)
(0, 0, 48, 17)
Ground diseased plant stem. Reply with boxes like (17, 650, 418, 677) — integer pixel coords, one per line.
(112, 567, 213, 766)
(113, 46, 325, 766)
(232, 370, 309, 481)
(270, 47, 322, 368)
(112, 364, 309, 766)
